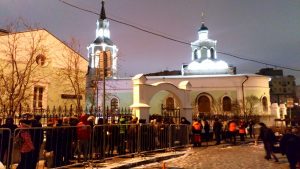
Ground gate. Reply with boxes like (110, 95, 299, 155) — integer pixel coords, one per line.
(161, 104, 180, 123)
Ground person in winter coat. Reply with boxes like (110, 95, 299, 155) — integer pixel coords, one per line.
(77, 114, 91, 162)
(192, 119, 202, 147)
(238, 120, 247, 142)
(213, 118, 222, 145)
(128, 117, 138, 154)
(228, 120, 237, 145)
(17, 119, 35, 169)
(203, 120, 210, 145)
(280, 128, 300, 169)
(0, 117, 17, 165)
(31, 115, 44, 169)
(257, 122, 278, 162)
(118, 117, 127, 155)
(247, 119, 255, 138)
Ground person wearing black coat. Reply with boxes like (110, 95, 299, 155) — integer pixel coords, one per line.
(0, 117, 18, 165)
(257, 123, 278, 162)
(213, 118, 222, 145)
(204, 120, 210, 144)
(31, 115, 44, 169)
(280, 129, 300, 169)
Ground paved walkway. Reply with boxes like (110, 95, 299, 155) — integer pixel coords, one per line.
(134, 142, 290, 169)
(9, 141, 291, 169)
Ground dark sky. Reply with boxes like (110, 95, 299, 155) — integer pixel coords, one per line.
(1, 0, 300, 83)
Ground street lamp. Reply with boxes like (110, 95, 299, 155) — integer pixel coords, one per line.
(102, 51, 107, 123)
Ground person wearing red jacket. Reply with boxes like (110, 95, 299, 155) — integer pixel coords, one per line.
(17, 119, 35, 169)
(77, 114, 91, 162)
(239, 120, 247, 142)
(228, 120, 237, 145)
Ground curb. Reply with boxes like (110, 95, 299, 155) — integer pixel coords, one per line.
(108, 152, 186, 169)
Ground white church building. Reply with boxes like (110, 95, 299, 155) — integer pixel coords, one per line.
(86, 1, 272, 123)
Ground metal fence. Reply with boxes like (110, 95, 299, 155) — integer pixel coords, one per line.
(0, 106, 133, 126)
(0, 124, 190, 169)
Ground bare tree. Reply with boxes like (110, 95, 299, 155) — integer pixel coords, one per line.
(56, 38, 86, 114)
(0, 19, 48, 116)
(211, 98, 223, 115)
(211, 97, 241, 117)
(230, 100, 242, 117)
(244, 95, 260, 117)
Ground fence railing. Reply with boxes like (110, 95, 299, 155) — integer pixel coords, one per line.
(0, 124, 190, 169)
(0, 106, 133, 126)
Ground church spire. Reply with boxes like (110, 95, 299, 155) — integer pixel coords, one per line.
(199, 12, 208, 32)
(100, 0, 106, 20)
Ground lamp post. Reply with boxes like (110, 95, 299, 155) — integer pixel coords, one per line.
(102, 51, 107, 123)
(242, 75, 249, 118)
(286, 98, 294, 126)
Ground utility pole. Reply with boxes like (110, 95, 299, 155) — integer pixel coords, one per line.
(102, 51, 107, 123)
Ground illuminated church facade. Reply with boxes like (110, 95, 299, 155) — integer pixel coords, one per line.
(86, 1, 272, 123)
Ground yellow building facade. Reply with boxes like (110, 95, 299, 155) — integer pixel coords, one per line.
(0, 29, 88, 114)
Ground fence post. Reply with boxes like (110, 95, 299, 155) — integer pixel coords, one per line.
(168, 125, 171, 149)
(137, 124, 141, 155)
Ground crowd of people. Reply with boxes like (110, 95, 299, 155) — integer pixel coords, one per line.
(190, 117, 300, 169)
(1, 114, 300, 169)
(0, 114, 190, 169)
(191, 118, 255, 147)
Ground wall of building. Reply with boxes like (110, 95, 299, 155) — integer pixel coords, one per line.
(103, 74, 271, 118)
(0, 29, 88, 112)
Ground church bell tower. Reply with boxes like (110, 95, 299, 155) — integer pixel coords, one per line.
(86, 0, 118, 112)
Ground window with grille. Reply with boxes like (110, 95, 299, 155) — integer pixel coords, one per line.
(33, 86, 44, 108)
(111, 98, 119, 112)
(166, 97, 175, 109)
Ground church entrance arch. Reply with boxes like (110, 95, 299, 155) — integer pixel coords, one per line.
(131, 74, 192, 123)
(148, 90, 181, 123)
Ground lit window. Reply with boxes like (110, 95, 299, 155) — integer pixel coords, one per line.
(262, 97, 268, 112)
(111, 98, 119, 112)
(33, 86, 44, 109)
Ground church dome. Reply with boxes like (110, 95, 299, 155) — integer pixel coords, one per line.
(198, 23, 208, 32)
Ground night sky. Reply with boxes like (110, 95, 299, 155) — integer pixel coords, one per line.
(1, 0, 300, 83)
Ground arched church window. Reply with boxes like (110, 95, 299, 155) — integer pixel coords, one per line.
(111, 98, 119, 112)
(210, 48, 215, 59)
(222, 96, 231, 111)
(198, 95, 210, 113)
(201, 47, 208, 59)
(166, 97, 175, 109)
(193, 49, 198, 60)
(262, 97, 268, 112)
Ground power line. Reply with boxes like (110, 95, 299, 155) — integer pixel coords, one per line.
(59, 0, 300, 72)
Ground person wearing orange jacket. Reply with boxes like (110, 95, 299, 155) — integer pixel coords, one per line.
(239, 120, 247, 142)
(192, 119, 202, 147)
(228, 120, 237, 145)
